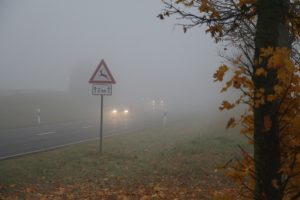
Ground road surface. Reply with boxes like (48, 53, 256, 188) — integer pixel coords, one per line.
(0, 117, 158, 160)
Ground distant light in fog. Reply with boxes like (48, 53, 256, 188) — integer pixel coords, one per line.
(152, 100, 156, 106)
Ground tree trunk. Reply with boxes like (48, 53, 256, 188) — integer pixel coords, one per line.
(253, 0, 290, 199)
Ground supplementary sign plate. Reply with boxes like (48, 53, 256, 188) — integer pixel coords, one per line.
(92, 84, 112, 95)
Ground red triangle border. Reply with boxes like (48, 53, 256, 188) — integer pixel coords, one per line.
(89, 59, 116, 84)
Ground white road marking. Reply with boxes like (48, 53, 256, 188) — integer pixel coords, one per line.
(36, 131, 56, 136)
(0, 130, 143, 160)
(0, 137, 98, 160)
(0, 124, 153, 161)
(81, 126, 91, 129)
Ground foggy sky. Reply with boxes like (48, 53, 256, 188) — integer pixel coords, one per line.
(0, 0, 224, 110)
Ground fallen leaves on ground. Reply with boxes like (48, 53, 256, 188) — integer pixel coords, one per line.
(0, 179, 239, 200)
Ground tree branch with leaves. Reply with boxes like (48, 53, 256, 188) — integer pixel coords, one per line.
(159, 0, 300, 199)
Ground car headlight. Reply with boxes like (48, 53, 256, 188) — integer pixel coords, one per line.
(124, 109, 129, 114)
(112, 109, 118, 114)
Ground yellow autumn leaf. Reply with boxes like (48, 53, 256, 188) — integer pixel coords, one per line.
(211, 10, 221, 18)
(266, 94, 276, 102)
(255, 88, 265, 98)
(255, 98, 265, 108)
(219, 101, 235, 110)
(226, 117, 236, 129)
(140, 195, 152, 200)
(199, 1, 210, 13)
(242, 114, 253, 126)
(260, 47, 274, 57)
(213, 192, 235, 200)
(267, 47, 291, 69)
(255, 67, 267, 76)
(277, 68, 287, 81)
(213, 64, 229, 82)
(268, 54, 284, 69)
(226, 171, 244, 184)
(25, 187, 33, 193)
(220, 80, 232, 93)
(274, 85, 284, 95)
(232, 76, 243, 89)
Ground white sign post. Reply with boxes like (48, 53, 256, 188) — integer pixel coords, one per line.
(37, 108, 41, 125)
(89, 59, 116, 154)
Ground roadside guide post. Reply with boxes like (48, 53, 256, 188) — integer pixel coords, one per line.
(37, 108, 41, 125)
(89, 59, 116, 154)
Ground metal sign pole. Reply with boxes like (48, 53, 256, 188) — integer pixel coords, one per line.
(100, 95, 104, 154)
(89, 59, 116, 154)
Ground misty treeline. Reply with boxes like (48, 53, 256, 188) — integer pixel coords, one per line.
(160, 0, 300, 199)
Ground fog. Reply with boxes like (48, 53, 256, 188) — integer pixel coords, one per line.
(0, 0, 228, 123)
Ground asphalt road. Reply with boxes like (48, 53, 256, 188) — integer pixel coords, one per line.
(0, 116, 160, 160)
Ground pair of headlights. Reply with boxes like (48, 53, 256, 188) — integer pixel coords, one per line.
(112, 109, 129, 114)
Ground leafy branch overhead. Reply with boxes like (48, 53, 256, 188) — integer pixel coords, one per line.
(159, 0, 256, 43)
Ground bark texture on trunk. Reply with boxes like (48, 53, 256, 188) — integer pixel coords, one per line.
(253, 0, 290, 199)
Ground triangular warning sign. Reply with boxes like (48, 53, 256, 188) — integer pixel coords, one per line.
(89, 59, 116, 84)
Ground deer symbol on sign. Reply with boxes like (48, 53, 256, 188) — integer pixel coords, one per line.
(99, 70, 108, 80)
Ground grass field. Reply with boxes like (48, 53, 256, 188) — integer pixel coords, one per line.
(0, 116, 248, 199)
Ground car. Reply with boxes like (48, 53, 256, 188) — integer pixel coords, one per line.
(110, 107, 130, 116)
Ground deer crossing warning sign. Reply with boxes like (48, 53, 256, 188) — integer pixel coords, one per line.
(88, 59, 116, 153)
(89, 60, 116, 84)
